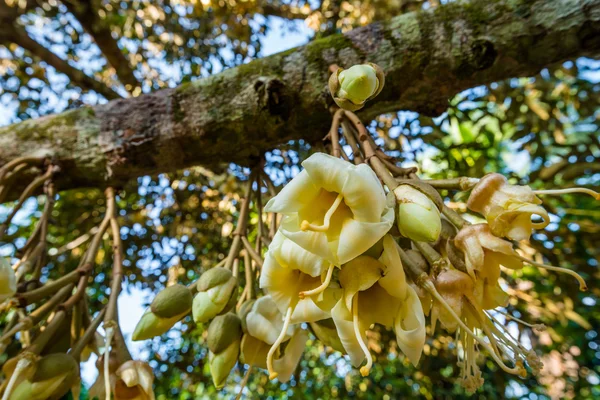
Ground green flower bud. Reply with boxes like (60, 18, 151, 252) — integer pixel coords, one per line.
(209, 338, 240, 389)
(328, 63, 384, 111)
(309, 319, 345, 353)
(193, 268, 237, 323)
(150, 284, 193, 318)
(0, 257, 16, 301)
(10, 354, 78, 400)
(394, 184, 442, 243)
(207, 313, 242, 354)
(132, 307, 187, 341)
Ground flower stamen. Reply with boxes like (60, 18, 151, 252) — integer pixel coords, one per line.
(516, 254, 587, 291)
(300, 193, 344, 232)
(298, 264, 335, 299)
(533, 188, 600, 200)
(423, 281, 522, 375)
(352, 293, 373, 377)
(493, 309, 546, 331)
(266, 306, 293, 380)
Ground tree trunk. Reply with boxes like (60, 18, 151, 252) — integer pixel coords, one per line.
(1, 0, 599, 199)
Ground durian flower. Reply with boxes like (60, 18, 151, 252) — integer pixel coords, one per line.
(259, 231, 341, 324)
(264, 153, 394, 266)
(467, 173, 549, 241)
(454, 224, 523, 280)
(423, 268, 542, 393)
(114, 361, 155, 400)
(0, 257, 16, 301)
(331, 235, 426, 375)
(242, 295, 308, 381)
(454, 223, 587, 291)
(133, 284, 193, 341)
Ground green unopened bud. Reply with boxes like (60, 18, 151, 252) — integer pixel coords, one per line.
(11, 354, 78, 400)
(328, 63, 385, 111)
(209, 338, 240, 389)
(151, 284, 193, 318)
(309, 319, 345, 353)
(193, 268, 237, 323)
(394, 184, 442, 242)
(132, 307, 187, 341)
(207, 313, 242, 354)
(0, 257, 16, 301)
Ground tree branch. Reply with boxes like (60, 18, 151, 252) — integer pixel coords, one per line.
(0, 0, 599, 199)
(62, 0, 140, 92)
(0, 1, 122, 100)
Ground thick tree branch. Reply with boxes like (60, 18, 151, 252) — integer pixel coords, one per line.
(62, 0, 140, 92)
(1, 0, 599, 199)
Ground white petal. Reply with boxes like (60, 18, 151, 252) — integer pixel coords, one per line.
(301, 153, 351, 196)
(290, 298, 330, 324)
(270, 231, 329, 277)
(273, 329, 309, 382)
(303, 154, 387, 222)
(377, 235, 407, 299)
(279, 215, 336, 264)
(394, 286, 426, 367)
(331, 300, 368, 368)
(264, 170, 320, 214)
(335, 208, 394, 265)
(339, 163, 388, 221)
(246, 296, 293, 345)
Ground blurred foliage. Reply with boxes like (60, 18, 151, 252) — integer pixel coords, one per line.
(0, 0, 599, 399)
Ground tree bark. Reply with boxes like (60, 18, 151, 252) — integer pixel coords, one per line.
(1, 0, 599, 199)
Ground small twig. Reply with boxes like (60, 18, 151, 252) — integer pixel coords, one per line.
(243, 251, 254, 300)
(225, 172, 256, 270)
(340, 119, 364, 164)
(326, 109, 345, 158)
(421, 177, 480, 191)
(0, 156, 43, 181)
(70, 308, 106, 361)
(241, 236, 264, 269)
(442, 205, 469, 229)
(0, 166, 54, 241)
(235, 366, 253, 400)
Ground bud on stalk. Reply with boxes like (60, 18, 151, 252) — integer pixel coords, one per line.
(192, 267, 238, 323)
(394, 182, 443, 243)
(328, 63, 385, 111)
(132, 284, 193, 341)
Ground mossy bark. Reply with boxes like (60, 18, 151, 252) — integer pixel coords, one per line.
(1, 0, 599, 198)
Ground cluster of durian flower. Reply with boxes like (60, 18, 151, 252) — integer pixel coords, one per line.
(125, 63, 597, 393)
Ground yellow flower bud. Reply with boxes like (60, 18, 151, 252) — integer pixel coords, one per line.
(309, 319, 345, 353)
(394, 184, 442, 242)
(329, 63, 385, 111)
(193, 267, 238, 323)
